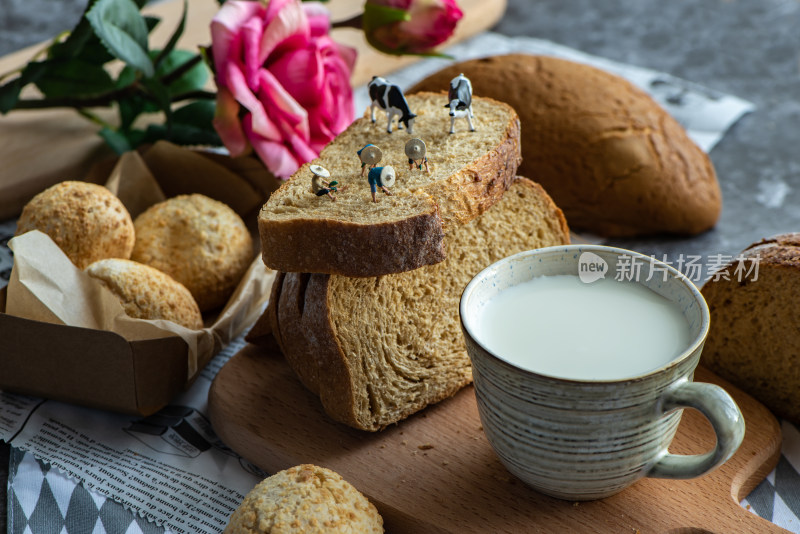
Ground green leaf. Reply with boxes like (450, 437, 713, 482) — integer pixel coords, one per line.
(35, 60, 114, 99)
(143, 121, 222, 147)
(144, 16, 161, 33)
(142, 77, 172, 120)
(0, 61, 50, 112)
(117, 95, 147, 130)
(116, 49, 207, 113)
(173, 99, 216, 128)
(87, 0, 154, 77)
(157, 49, 208, 96)
(48, 0, 102, 60)
(0, 79, 23, 113)
(99, 126, 134, 154)
(154, 0, 187, 69)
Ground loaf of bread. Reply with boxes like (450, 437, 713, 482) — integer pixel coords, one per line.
(85, 258, 203, 330)
(267, 178, 569, 431)
(15, 181, 135, 269)
(409, 54, 721, 237)
(224, 464, 383, 534)
(131, 194, 253, 312)
(258, 92, 521, 278)
(700, 233, 800, 425)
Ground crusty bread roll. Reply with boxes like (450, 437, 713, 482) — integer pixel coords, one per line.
(268, 178, 570, 431)
(700, 233, 800, 425)
(15, 181, 135, 269)
(224, 464, 383, 534)
(259, 92, 521, 277)
(409, 54, 721, 237)
(131, 194, 253, 312)
(85, 258, 203, 330)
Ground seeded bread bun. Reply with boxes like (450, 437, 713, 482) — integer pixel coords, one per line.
(224, 464, 383, 534)
(15, 181, 135, 269)
(409, 54, 721, 237)
(131, 194, 253, 312)
(85, 258, 203, 330)
(700, 233, 800, 425)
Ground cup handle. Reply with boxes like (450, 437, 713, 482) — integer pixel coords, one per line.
(647, 378, 745, 479)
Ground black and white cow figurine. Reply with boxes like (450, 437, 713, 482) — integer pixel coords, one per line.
(368, 76, 416, 135)
(444, 73, 475, 134)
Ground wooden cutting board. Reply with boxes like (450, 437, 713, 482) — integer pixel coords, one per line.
(208, 344, 786, 534)
(0, 0, 506, 220)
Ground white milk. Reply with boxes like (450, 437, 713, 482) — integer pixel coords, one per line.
(475, 275, 691, 380)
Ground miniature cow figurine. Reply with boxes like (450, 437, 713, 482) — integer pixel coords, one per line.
(368, 76, 416, 135)
(445, 73, 475, 134)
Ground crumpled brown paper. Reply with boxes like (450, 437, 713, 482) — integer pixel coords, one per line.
(5, 142, 277, 380)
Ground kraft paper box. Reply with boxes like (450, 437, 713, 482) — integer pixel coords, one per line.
(0, 142, 279, 415)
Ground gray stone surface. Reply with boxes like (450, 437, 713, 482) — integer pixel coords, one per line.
(495, 0, 800, 262)
(1, 0, 799, 531)
(0, 0, 85, 56)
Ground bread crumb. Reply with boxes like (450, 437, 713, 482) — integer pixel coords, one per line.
(418, 443, 434, 450)
(441, 461, 449, 466)
(573, 502, 579, 507)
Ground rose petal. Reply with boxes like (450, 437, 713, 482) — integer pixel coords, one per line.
(211, 0, 264, 73)
(258, 69, 310, 140)
(302, 2, 332, 37)
(260, 0, 309, 64)
(269, 44, 323, 108)
(241, 17, 267, 89)
(224, 62, 281, 141)
(213, 86, 249, 156)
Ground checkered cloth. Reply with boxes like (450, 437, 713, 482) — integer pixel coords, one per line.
(8, 449, 168, 534)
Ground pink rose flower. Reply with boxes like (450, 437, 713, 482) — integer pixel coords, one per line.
(211, 0, 357, 178)
(363, 0, 463, 55)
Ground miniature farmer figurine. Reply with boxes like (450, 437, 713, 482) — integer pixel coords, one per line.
(358, 144, 383, 176)
(310, 165, 343, 201)
(405, 138, 429, 173)
(367, 165, 395, 202)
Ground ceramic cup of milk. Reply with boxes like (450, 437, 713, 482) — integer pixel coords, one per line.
(459, 245, 745, 500)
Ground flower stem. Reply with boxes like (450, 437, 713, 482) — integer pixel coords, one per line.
(332, 13, 363, 30)
(77, 108, 113, 130)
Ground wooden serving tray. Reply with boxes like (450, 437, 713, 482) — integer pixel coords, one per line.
(208, 344, 785, 534)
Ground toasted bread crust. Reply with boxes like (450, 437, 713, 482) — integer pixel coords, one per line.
(260, 210, 446, 278)
(269, 178, 570, 431)
(258, 93, 522, 277)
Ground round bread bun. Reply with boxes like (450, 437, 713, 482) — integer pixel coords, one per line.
(224, 464, 383, 534)
(131, 194, 253, 312)
(85, 258, 203, 330)
(15, 181, 135, 269)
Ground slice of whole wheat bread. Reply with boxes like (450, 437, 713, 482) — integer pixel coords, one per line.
(267, 178, 570, 431)
(258, 92, 521, 278)
(700, 233, 800, 425)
